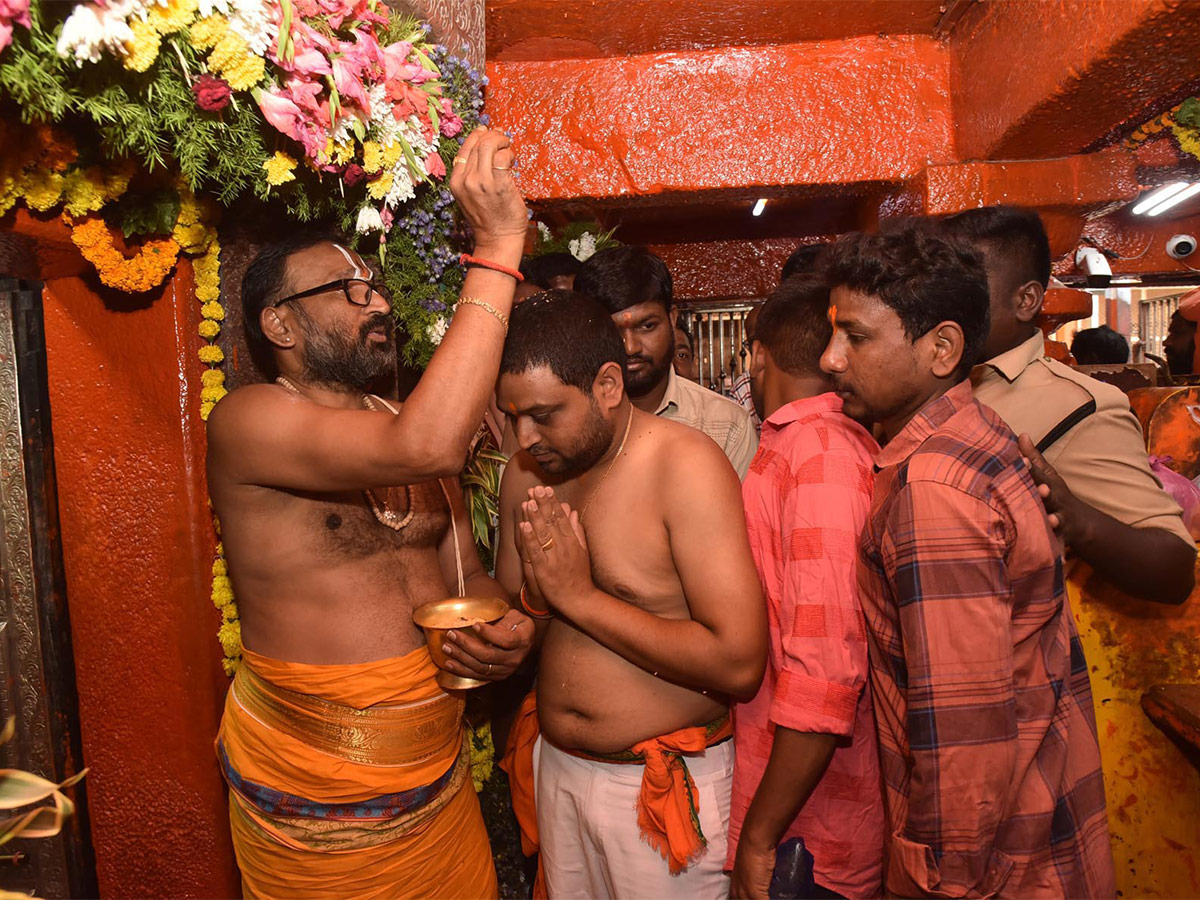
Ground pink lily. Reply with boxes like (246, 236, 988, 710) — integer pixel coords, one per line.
(424, 152, 445, 179)
(256, 89, 306, 143)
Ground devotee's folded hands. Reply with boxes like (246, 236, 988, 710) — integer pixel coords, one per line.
(519, 486, 594, 614)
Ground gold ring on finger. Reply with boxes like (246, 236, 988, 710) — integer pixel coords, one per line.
(492, 165, 511, 171)
(454, 156, 466, 163)
(540, 536, 556, 552)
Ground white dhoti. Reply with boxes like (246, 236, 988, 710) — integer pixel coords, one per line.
(534, 735, 734, 900)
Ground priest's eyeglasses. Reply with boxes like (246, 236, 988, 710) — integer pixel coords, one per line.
(273, 278, 382, 308)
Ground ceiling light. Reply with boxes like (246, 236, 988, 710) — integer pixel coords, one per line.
(1146, 183, 1200, 217)
(1131, 182, 1190, 215)
(752, 198, 767, 217)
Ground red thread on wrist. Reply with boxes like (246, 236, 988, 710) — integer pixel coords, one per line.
(520, 583, 554, 620)
(460, 253, 524, 282)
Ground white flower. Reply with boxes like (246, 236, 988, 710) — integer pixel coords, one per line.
(569, 232, 597, 261)
(355, 206, 384, 234)
(537, 222, 552, 242)
(57, 3, 134, 64)
(427, 317, 449, 346)
(227, 0, 276, 56)
(384, 163, 416, 209)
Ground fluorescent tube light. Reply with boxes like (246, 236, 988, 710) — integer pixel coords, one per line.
(1146, 183, 1200, 217)
(752, 198, 767, 217)
(1132, 182, 1190, 215)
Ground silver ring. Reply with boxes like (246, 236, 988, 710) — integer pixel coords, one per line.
(487, 663, 493, 676)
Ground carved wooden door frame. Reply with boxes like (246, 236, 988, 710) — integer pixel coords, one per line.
(0, 279, 97, 898)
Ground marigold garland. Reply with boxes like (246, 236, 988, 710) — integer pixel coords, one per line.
(468, 722, 495, 793)
(69, 215, 181, 292)
(193, 234, 239, 672)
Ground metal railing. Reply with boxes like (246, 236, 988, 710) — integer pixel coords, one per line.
(1137, 293, 1183, 360)
(677, 303, 757, 394)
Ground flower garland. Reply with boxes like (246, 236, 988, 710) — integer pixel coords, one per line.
(467, 721, 494, 793)
(1125, 97, 1200, 163)
(69, 216, 181, 292)
(191, 232, 239, 672)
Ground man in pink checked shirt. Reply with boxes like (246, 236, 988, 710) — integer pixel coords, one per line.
(728, 276, 884, 900)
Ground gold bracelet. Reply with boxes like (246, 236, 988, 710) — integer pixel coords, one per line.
(457, 296, 509, 330)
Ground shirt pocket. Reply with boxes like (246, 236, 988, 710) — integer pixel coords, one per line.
(887, 833, 1015, 899)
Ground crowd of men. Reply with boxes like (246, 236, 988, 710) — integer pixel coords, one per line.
(207, 129, 1195, 900)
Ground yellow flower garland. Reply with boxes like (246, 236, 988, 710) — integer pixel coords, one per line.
(69, 215, 181, 293)
(193, 235, 240, 673)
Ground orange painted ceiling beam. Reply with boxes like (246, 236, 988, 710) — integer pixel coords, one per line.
(486, 0, 946, 61)
(487, 35, 954, 202)
(951, 0, 1200, 160)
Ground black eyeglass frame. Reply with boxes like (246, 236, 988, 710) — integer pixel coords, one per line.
(272, 277, 382, 308)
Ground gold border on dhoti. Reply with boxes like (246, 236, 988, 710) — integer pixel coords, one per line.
(230, 739, 471, 853)
(231, 663, 465, 767)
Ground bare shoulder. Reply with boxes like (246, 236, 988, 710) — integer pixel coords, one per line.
(206, 382, 290, 446)
(638, 411, 740, 489)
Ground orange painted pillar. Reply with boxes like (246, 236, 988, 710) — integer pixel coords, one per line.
(41, 264, 238, 898)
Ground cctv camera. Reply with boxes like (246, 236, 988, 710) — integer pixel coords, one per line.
(1074, 248, 1112, 288)
(1167, 234, 1197, 260)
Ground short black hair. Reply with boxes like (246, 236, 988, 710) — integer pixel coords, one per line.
(241, 231, 340, 375)
(780, 244, 828, 283)
(574, 246, 673, 314)
(519, 253, 582, 288)
(755, 276, 832, 376)
(500, 290, 626, 392)
(1072, 325, 1130, 365)
(825, 225, 990, 378)
(938, 205, 1051, 289)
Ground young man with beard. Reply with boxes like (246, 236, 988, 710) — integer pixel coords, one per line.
(575, 246, 757, 477)
(206, 129, 535, 899)
(820, 225, 1114, 899)
(727, 276, 883, 900)
(938, 206, 1194, 604)
(495, 291, 766, 899)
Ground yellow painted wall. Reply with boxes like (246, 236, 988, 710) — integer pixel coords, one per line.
(1073, 565, 1200, 898)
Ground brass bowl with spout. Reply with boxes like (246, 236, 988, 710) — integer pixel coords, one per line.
(412, 596, 510, 691)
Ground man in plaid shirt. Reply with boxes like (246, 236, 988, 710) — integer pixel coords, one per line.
(820, 225, 1115, 899)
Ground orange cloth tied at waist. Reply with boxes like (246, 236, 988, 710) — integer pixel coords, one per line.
(501, 690, 732, 878)
(219, 646, 468, 851)
(218, 647, 498, 899)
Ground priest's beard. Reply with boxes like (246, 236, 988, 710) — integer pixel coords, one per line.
(295, 308, 397, 392)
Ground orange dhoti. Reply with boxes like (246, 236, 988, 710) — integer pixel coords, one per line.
(217, 647, 498, 900)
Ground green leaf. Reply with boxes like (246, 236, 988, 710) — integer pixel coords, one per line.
(109, 188, 182, 239)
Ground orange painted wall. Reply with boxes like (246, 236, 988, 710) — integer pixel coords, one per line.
(487, 35, 953, 202)
(951, 0, 1200, 160)
(41, 264, 238, 898)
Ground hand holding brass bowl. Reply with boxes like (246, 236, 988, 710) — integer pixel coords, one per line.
(413, 596, 510, 691)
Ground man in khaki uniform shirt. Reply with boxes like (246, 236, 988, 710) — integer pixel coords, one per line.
(576, 246, 757, 478)
(943, 206, 1195, 604)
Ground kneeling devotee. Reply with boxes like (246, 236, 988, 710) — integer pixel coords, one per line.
(495, 291, 767, 899)
(821, 225, 1115, 898)
(206, 130, 534, 899)
(728, 276, 883, 900)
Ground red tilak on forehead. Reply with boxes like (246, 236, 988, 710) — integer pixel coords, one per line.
(620, 312, 634, 325)
(507, 402, 517, 414)
(828, 304, 838, 324)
